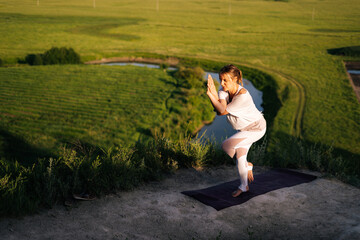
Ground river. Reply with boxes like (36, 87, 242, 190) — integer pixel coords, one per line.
(102, 62, 263, 144)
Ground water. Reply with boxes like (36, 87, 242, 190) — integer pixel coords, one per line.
(102, 62, 263, 144)
(348, 70, 360, 74)
(103, 62, 177, 71)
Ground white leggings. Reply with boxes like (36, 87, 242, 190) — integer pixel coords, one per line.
(222, 128, 266, 191)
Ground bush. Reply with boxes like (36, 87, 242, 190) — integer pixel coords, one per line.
(0, 58, 3, 67)
(25, 47, 81, 66)
(174, 66, 205, 89)
(166, 65, 215, 136)
(25, 54, 43, 65)
(42, 47, 81, 65)
(160, 63, 169, 70)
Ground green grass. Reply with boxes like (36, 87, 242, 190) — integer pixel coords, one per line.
(0, 133, 232, 216)
(1, 0, 359, 156)
(0, 65, 181, 163)
(1, 130, 358, 217)
(0, 64, 216, 165)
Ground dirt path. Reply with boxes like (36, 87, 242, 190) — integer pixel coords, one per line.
(233, 61, 306, 138)
(0, 166, 359, 240)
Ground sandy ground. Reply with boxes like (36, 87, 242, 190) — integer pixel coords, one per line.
(0, 165, 359, 240)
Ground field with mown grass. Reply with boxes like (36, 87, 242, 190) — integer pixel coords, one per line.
(0, 64, 217, 165)
(1, 0, 359, 155)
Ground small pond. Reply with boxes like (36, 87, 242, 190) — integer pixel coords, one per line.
(102, 62, 263, 144)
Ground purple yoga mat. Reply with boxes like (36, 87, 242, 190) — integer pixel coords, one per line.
(181, 169, 317, 211)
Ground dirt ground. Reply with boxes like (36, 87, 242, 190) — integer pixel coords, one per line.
(0, 165, 359, 240)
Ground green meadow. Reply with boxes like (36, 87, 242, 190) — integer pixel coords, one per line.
(0, 65, 175, 159)
(0, 63, 218, 163)
(0, 0, 360, 214)
(1, 0, 359, 154)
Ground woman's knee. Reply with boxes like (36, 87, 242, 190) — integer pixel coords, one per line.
(221, 141, 227, 151)
(221, 140, 233, 156)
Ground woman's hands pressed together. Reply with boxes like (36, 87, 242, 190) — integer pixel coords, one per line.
(206, 74, 227, 115)
(207, 74, 218, 101)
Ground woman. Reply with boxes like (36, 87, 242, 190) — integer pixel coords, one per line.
(206, 64, 266, 197)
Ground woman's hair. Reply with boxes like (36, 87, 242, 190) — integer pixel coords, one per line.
(219, 64, 243, 86)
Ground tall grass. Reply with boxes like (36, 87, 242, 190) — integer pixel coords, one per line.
(0, 133, 230, 217)
(249, 135, 360, 186)
(2, 131, 358, 217)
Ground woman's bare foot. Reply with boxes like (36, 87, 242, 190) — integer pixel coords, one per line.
(248, 162, 254, 183)
(232, 186, 249, 197)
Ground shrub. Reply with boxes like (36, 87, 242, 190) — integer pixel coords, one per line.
(25, 47, 81, 66)
(174, 66, 205, 88)
(25, 54, 43, 65)
(164, 65, 215, 136)
(42, 47, 81, 65)
(0, 58, 3, 67)
(160, 63, 169, 70)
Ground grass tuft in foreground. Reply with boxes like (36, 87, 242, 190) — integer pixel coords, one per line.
(250, 135, 360, 186)
(1, 132, 359, 217)
(0, 134, 230, 217)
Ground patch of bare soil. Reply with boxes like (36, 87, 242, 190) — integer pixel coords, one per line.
(0, 166, 359, 240)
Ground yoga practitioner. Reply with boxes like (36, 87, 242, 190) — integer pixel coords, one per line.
(206, 64, 266, 197)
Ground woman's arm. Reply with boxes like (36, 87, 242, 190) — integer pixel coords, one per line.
(207, 75, 228, 115)
(207, 92, 228, 115)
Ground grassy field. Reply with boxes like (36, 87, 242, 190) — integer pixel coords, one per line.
(0, 65, 182, 162)
(0, 63, 218, 165)
(0, 1, 359, 153)
(1, 0, 359, 158)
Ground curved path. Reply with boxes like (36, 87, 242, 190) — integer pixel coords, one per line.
(259, 66, 306, 138)
(229, 59, 306, 138)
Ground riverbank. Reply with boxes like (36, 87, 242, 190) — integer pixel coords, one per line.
(1, 165, 359, 240)
(86, 57, 267, 142)
(345, 61, 360, 103)
(85, 56, 179, 67)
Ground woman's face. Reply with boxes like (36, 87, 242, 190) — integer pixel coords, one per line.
(220, 73, 237, 92)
